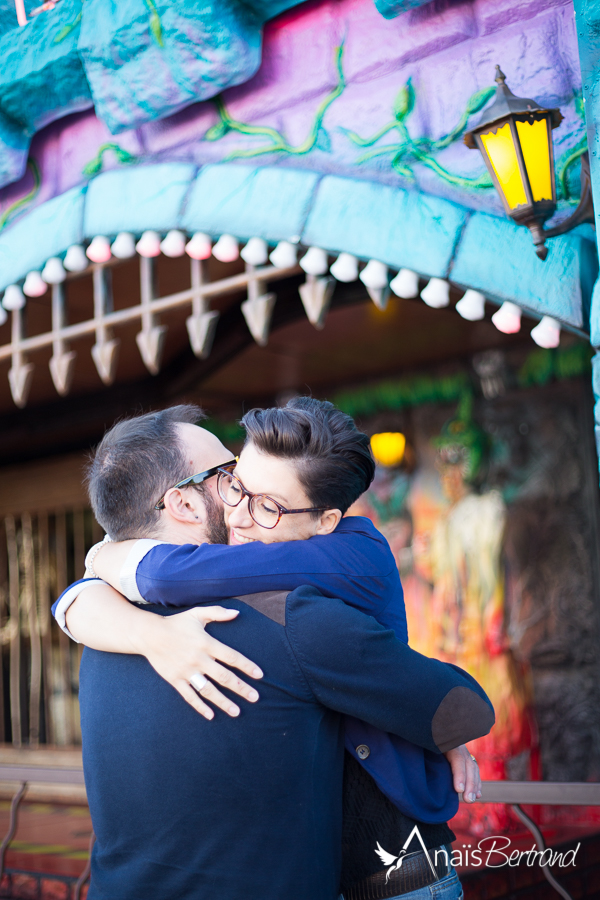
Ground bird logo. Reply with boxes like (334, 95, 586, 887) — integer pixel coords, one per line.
(375, 844, 408, 881)
(374, 825, 439, 883)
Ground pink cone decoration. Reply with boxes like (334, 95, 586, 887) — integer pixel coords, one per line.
(136, 231, 161, 258)
(86, 236, 112, 264)
(212, 234, 239, 263)
(185, 233, 212, 260)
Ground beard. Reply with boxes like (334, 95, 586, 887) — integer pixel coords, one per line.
(203, 488, 229, 545)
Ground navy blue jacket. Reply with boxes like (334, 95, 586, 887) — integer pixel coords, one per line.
(78, 587, 494, 900)
(125, 517, 457, 821)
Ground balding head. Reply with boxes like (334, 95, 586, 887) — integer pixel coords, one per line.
(87, 405, 232, 541)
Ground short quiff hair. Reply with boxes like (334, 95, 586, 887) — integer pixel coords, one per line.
(87, 404, 206, 540)
(241, 397, 375, 514)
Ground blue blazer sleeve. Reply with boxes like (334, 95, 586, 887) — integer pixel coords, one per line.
(285, 586, 495, 754)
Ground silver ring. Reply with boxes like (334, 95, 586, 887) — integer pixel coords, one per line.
(190, 673, 208, 693)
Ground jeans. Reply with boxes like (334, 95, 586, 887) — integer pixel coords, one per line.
(340, 867, 463, 900)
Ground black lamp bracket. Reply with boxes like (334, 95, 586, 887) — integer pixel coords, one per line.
(530, 151, 595, 260)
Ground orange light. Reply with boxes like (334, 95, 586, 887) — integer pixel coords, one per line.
(370, 432, 406, 467)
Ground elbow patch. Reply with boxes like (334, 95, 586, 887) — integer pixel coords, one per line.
(432, 686, 495, 753)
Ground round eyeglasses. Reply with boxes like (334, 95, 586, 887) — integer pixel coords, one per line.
(217, 467, 328, 529)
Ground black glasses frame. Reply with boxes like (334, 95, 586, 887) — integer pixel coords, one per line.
(154, 459, 237, 511)
(216, 466, 329, 529)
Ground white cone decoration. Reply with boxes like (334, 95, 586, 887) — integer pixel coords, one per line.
(455, 289, 485, 321)
(0, 304, 6, 326)
(299, 277, 335, 330)
(111, 232, 136, 259)
(300, 247, 329, 276)
(3, 284, 26, 309)
(42, 257, 66, 284)
(23, 271, 48, 297)
(421, 278, 450, 309)
(241, 237, 269, 266)
(64, 244, 89, 272)
(136, 231, 161, 258)
(491, 301, 521, 334)
(185, 233, 212, 260)
(360, 260, 388, 290)
(269, 241, 297, 268)
(330, 252, 358, 283)
(531, 316, 561, 349)
(241, 293, 277, 346)
(390, 268, 419, 299)
(160, 230, 186, 258)
(86, 236, 112, 264)
(212, 234, 239, 263)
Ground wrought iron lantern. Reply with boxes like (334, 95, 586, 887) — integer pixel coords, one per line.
(465, 66, 594, 260)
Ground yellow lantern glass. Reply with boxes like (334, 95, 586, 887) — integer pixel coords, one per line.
(480, 123, 527, 210)
(370, 432, 406, 468)
(515, 117, 553, 201)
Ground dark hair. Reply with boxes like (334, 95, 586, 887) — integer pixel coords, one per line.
(87, 404, 206, 540)
(241, 397, 375, 514)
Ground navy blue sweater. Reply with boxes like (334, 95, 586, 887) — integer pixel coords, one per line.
(78, 587, 494, 900)
(125, 517, 457, 821)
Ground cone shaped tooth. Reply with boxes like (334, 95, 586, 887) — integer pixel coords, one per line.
(269, 241, 297, 268)
(241, 237, 269, 266)
(0, 305, 6, 326)
(23, 271, 47, 297)
(366, 286, 390, 311)
(491, 301, 521, 334)
(8, 362, 34, 408)
(91, 339, 120, 385)
(360, 260, 388, 290)
(531, 316, 560, 349)
(421, 278, 450, 308)
(298, 277, 334, 329)
(160, 230, 186, 258)
(42, 257, 67, 285)
(390, 268, 419, 299)
(186, 310, 220, 359)
(185, 233, 212, 260)
(64, 244, 89, 272)
(213, 235, 239, 263)
(136, 231, 161, 258)
(330, 253, 358, 283)
(136, 326, 167, 374)
(300, 247, 328, 276)
(3, 284, 26, 310)
(455, 289, 485, 321)
(241, 293, 276, 346)
(49, 350, 76, 396)
(111, 232, 136, 259)
(86, 236, 112, 263)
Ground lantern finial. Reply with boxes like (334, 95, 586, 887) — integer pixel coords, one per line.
(495, 65, 506, 85)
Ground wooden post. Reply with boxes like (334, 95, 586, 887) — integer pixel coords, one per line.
(5, 517, 21, 747)
(21, 514, 41, 747)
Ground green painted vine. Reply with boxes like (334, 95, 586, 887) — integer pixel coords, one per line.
(0, 159, 41, 232)
(82, 143, 139, 179)
(54, 5, 82, 43)
(204, 44, 346, 159)
(144, 0, 164, 47)
(344, 79, 496, 189)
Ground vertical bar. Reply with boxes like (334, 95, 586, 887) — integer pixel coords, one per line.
(190, 258, 208, 317)
(140, 256, 155, 332)
(55, 512, 73, 745)
(5, 517, 21, 747)
(38, 513, 53, 745)
(21, 514, 41, 747)
(14, 0, 27, 26)
(0, 522, 7, 743)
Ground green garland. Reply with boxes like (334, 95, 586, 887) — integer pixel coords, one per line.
(0, 159, 41, 232)
(203, 344, 593, 444)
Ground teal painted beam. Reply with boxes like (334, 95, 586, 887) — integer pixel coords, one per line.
(83, 164, 196, 238)
(302, 176, 467, 278)
(0, 186, 85, 291)
(450, 212, 597, 330)
(181, 164, 320, 242)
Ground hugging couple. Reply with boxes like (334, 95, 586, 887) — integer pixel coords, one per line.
(53, 397, 494, 900)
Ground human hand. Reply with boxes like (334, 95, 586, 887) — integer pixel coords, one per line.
(444, 744, 481, 803)
(136, 606, 263, 721)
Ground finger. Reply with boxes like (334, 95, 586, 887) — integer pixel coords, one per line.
(203, 660, 260, 703)
(464, 758, 480, 803)
(192, 606, 240, 624)
(176, 682, 215, 720)
(203, 634, 263, 679)
(452, 756, 468, 796)
(192, 678, 240, 718)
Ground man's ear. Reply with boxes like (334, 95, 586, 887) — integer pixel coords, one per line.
(162, 487, 204, 524)
(314, 509, 342, 535)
